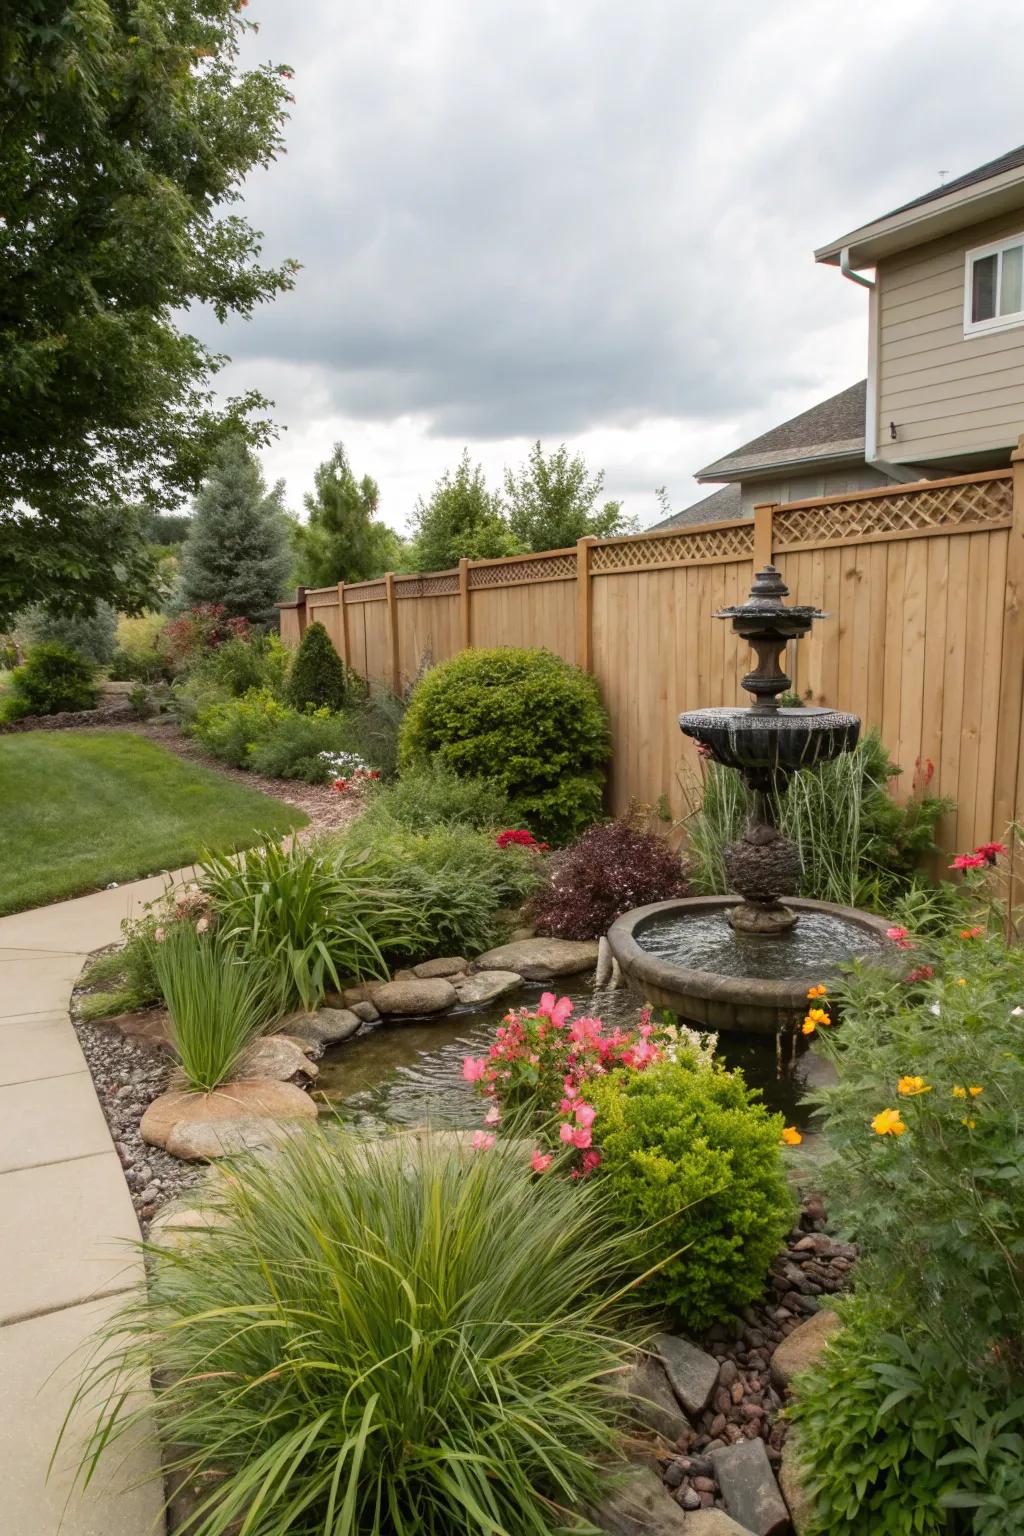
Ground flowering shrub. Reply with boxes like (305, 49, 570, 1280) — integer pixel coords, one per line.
(530, 817, 689, 940)
(319, 750, 379, 792)
(496, 827, 548, 851)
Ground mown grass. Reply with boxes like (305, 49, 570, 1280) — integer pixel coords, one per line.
(0, 729, 306, 915)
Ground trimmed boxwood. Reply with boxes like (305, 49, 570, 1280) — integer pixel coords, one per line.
(398, 646, 611, 844)
(2, 642, 98, 720)
(588, 1057, 794, 1326)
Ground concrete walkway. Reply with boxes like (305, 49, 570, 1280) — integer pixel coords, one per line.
(0, 875, 189, 1536)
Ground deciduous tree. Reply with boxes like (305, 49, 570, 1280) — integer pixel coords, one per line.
(408, 452, 517, 572)
(504, 442, 635, 551)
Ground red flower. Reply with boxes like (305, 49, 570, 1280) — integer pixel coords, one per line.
(950, 853, 986, 871)
(974, 842, 1006, 864)
(496, 828, 548, 851)
(959, 926, 984, 940)
(332, 778, 349, 793)
(905, 964, 934, 983)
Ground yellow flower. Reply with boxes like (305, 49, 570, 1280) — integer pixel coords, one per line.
(802, 1017, 817, 1036)
(801, 1007, 831, 1038)
(897, 1075, 932, 1097)
(952, 1085, 967, 1098)
(956, 977, 967, 986)
(781, 1126, 803, 1146)
(871, 1108, 907, 1137)
(807, 984, 827, 1000)
(962, 1117, 977, 1129)
(968, 1085, 984, 1097)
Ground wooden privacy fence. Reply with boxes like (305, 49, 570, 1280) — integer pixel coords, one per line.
(279, 446, 1024, 859)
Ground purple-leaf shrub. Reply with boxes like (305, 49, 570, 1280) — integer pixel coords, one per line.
(530, 817, 689, 940)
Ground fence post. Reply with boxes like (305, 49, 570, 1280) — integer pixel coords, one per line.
(336, 581, 350, 667)
(576, 536, 596, 671)
(993, 438, 1024, 859)
(753, 503, 775, 569)
(294, 586, 308, 637)
(458, 558, 471, 650)
(384, 572, 400, 695)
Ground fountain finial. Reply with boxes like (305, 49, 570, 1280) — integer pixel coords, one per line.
(715, 565, 826, 714)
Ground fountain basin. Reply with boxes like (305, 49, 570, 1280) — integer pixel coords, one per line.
(679, 705, 860, 774)
(606, 896, 893, 1035)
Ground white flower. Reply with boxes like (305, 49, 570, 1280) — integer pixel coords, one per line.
(1012, 1006, 1024, 1017)
(929, 1001, 941, 1016)
(196, 916, 210, 934)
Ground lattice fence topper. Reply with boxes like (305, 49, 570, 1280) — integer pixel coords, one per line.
(395, 573, 460, 598)
(343, 581, 387, 603)
(590, 522, 755, 572)
(773, 475, 1013, 549)
(468, 553, 578, 587)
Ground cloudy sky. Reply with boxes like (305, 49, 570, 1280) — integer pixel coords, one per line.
(204, 0, 1023, 532)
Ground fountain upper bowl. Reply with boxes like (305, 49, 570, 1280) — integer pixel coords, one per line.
(679, 705, 860, 774)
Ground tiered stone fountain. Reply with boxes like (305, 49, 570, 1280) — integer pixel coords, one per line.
(607, 565, 891, 1034)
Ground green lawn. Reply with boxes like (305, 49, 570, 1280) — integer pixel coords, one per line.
(0, 730, 307, 915)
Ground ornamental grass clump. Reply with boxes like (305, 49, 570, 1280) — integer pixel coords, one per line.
(146, 922, 282, 1092)
(70, 1129, 647, 1536)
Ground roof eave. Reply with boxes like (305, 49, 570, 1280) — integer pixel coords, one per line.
(815, 168, 1024, 270)
(696, 444, 865, 485)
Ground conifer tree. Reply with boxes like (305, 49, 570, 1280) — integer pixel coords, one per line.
(178, 439, 292, 626)
(285, 621, 349, 712)
(296, 444, 401, 586)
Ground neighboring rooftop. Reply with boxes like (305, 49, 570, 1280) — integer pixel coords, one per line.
(816, 142, 1024, 270)
(695, 381, 866, 483)
(650, 482, 742, 531)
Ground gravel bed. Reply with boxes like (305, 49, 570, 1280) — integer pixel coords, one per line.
(72, 1009, 201, 1233)
(661, 1192, 854, 1512)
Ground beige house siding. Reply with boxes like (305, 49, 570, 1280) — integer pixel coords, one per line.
(738, 464, 891, 516)
(877, 210, 1024, 465)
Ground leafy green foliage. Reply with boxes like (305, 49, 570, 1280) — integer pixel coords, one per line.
(295, 443, 401, 586)
(79, 917, 163, 1020)
(531, 816, 689, 940)
(18, 601, 117, 666)
(146, 923, 281, 1092)
(285, 621, 350, 711)
(335, 820, 544, 961)
(108, 612, 172, 683)
(1, 642, 97, 720)
(335, 685, 405, 777)
(588, 1057, 793, 1325)
(192, 690, 348, 780)
(202, 840, 424, 1011)
(407, 450, 518, 571)
(399, 647, 611, 843)
(0, 2, 296, 621)
(789, 1296, 1024, 1536)
(359, 763, 514, 833)
(808, 929, 1024, 1370)
(178, 438, 292, 626)
(71, 1130, 645, 1536)
(683, 731, 952, 910)
(504, 441, 636, 551)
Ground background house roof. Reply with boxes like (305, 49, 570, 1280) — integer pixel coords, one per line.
(875, 143, 1024, 225)
(649, 483, 742, 530)
(696, 381, 866, 482)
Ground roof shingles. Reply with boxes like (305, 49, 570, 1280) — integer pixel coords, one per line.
(696, 381, 866, 480)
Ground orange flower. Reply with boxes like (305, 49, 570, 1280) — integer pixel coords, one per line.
(960, 927, 983, 939)
(801, 1007, 831, 1037)
(802, 1017, 817, 1036)
(897, 1075, 932, 1097)
(968, 1085, 984, 1097)
(807, 984, 827, 1000)
(871, 1108, 907, 1137)
(781, 1126, 803, 1146)
(956, 977, 967, 986)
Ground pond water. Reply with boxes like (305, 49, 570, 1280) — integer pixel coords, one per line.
(635, 908, 884, 980)
(316, 975, 824, 1133)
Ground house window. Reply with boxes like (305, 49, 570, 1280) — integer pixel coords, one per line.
(965, 233, 1024, 336)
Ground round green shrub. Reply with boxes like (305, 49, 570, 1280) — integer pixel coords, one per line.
(285, 620, 349, 712)
(588, 1057, 794, 1325)
(398, 646, 610, 844)
(2, 643, 98, 720)
(18, 601, 117, 666)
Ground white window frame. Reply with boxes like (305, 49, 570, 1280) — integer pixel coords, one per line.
(964, 231, 1024, 338)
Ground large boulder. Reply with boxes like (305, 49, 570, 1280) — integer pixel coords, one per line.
(655, 1333, 720, 1418)
(770, 1308, 841, 1391)
(471, 937, 599, 979)
(141, 1079, 317, 1157)
(372, 978, 457, 1016)
(412, 956, 467, 979)
(166, 1116, 298, 1161)
(778, 1429, 813, 1534)
(681, 1514, 751, 1535)
(283, 1006, 363, 1048)
(234, 1036, 318, 1082)
(710, 1440, 790, 1536)
(594, 1466, 689, 1536)
(614, 1355, 691, 1445)
(454, 970, 522, 1005)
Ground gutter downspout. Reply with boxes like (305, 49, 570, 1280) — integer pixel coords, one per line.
(840, 247, 920, 483)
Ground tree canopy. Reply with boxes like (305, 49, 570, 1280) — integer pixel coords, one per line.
(408, 451, 517, 572)
(504, 442, 636, 551)
(295, 444, 401, 586)
(0, 0, 297, 623)
(178, 438, 292, 626)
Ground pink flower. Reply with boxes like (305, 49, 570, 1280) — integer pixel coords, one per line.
(974, 842, 1005, 863)
(531, 1150, 552, 1174)
(538, 993, 573, 1026)
(560, 1123, 592, 1150)
(886, 926, 914, 949)
(484, 1103, 501, 1125)
(581, 1150, 602, 1174)
(153, 926, 166, 942)
(471, 1131, 495, 1150)
(462, 1056, 487, 1082)
(559, 1121, 575, 1143)
(575, 1102, 596, 1129)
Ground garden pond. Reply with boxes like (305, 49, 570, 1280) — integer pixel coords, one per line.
(316, 976, 826, 1132)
